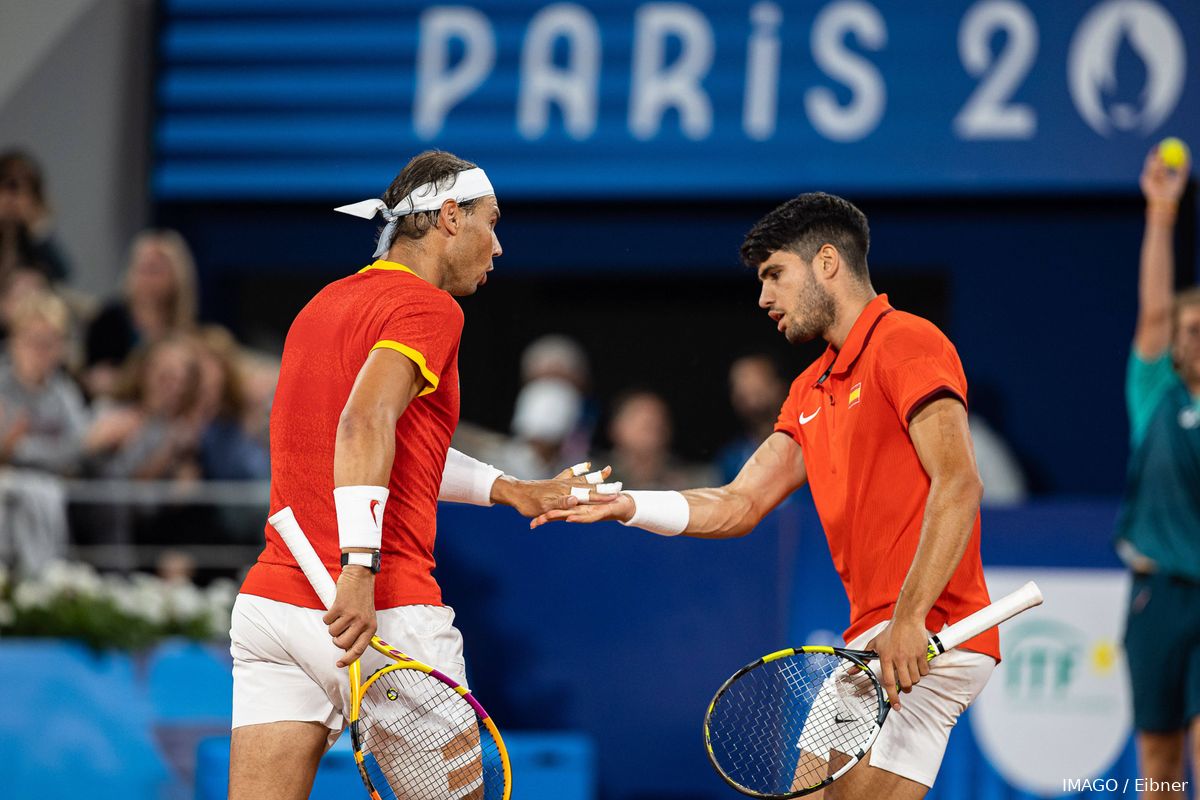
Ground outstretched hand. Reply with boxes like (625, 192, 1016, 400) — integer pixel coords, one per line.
(530, 492, 635, 529)
(1141, 147, 1189, 206)
(492, 462, 620, 518)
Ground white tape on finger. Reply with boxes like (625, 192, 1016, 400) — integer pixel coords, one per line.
(571, 487, 591, 501)
(585, 471, 605, 484)
(570, 462, 591, 476)
(597, 482, 623, 495)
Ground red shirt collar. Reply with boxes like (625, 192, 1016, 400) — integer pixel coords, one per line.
(814, 294, 894, 382)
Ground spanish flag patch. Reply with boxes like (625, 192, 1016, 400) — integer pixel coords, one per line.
(848, 383, 862, 408)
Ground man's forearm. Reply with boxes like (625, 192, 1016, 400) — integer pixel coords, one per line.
(1138, 206, 1176, 324)
(892, 474, 982, 623)
(678, 486, 762, 539)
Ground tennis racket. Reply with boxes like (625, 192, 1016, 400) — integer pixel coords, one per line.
(268, 507, 512, 800)
(703, 581, 1043, 798)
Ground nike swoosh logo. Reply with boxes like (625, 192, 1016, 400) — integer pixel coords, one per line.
(369, 499, 381, 526)
(799, 408, 821, 425)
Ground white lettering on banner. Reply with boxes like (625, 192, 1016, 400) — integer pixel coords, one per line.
(629, 3, 715, 140)
(1068, 0, 1185, 136)
(954, 0, 1038, 140)
(415, 7, 496, 140)
(409, 2, 1186, 148)
(805, 1, 888, 143)
(519, 3, 601, 140)
(743, 1, 782, 141)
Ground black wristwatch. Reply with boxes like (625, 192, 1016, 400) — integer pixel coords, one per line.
(341, 551, 381, 574)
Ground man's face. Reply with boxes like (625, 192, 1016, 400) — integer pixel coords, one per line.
(1174, 303, 1200, 385)
(757, 249, 835, 346)
(446, 196, 502, 296)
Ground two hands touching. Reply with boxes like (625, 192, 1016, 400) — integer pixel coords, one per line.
(324, 461, 622, 667)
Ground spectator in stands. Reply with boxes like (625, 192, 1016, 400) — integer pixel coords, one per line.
(716, 354, 787, 483)
(604, 389, 716, 490)
(192, 326, 270, 480)
(0, 290, 79, 574)
(1116, 147, 1200, 798)
(0, 291, 87, 475)
(0, 262, 52, 348)
(84, 229, 198, 398)
(0, 150, 69, 282)
(84, 335, 202, 480)
(454, 334, 596, 479)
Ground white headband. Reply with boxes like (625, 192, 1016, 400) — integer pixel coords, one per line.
(335, 167, 495, 258)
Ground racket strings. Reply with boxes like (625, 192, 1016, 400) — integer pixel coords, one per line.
(707, 653, 881, 796)
(358, 668, 505, 800)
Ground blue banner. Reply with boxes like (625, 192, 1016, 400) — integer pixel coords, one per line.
(154, 0, 1199, 199)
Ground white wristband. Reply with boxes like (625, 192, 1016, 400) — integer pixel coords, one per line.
(620, 490, 689, 536)
(334, 485, 388, 550)
(439, 448, 504, 506)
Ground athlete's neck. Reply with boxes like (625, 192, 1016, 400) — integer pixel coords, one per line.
(825, 287, 878, 351)
(384, 243, 448, 291)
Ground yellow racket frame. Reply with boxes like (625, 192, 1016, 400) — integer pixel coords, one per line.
(347, 639, 512, 800)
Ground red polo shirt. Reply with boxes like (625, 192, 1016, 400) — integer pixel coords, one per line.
(775, 294, 999, 660)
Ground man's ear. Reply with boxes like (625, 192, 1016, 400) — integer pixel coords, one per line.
(438, 199, 460, 234)
(817, 243, 840, 278)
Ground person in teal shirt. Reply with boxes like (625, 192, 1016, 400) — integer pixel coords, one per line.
(1116, 145, 1200, 797)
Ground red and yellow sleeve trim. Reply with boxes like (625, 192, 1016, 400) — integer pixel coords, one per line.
(371, 340, 439, 396)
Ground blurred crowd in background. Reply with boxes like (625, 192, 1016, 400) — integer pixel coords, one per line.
(0, 146, 1028, 583)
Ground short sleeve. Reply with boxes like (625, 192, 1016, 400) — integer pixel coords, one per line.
(372, 287, 464, 396)
(774, 380, 804, 443)
(878, 330, 967, 430)
(1126, 350, 1178, 447)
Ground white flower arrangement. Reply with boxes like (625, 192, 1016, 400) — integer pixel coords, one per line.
(0, 560, 238, 650)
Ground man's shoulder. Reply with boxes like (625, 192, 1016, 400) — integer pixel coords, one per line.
(873, 309, 955, 362)
(309, 270, 461, 317)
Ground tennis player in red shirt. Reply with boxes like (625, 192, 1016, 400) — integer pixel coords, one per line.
(534, 193, 997, 798)
(228, 150, 615, 800)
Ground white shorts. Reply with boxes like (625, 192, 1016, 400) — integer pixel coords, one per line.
(853, 620, 995, 787)
(230, 593, 468, 747)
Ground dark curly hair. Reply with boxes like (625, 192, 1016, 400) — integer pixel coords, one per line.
(740, 192, 870, 281)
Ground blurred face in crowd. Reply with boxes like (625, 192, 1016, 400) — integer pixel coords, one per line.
(729, 356, 785, 427)
(757, 247, 836, 346)
(9, 316, 66, 387)
(193, 346, 229, 422)
(1174, 302, 1200, 387)
(128, 240, 179, 306)
(610, 393, 671, 455)
(0, 269, 49, 327)
(0, 171, 39, 225)
(443, 196, 501, 296)
(142, 340, 198, 418)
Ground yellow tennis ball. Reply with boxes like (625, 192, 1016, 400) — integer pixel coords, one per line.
(1158, 137, 1190, 170)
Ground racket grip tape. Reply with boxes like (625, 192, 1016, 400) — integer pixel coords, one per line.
(932, 581, 1043, 654)
(268, 506, 338, 610)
